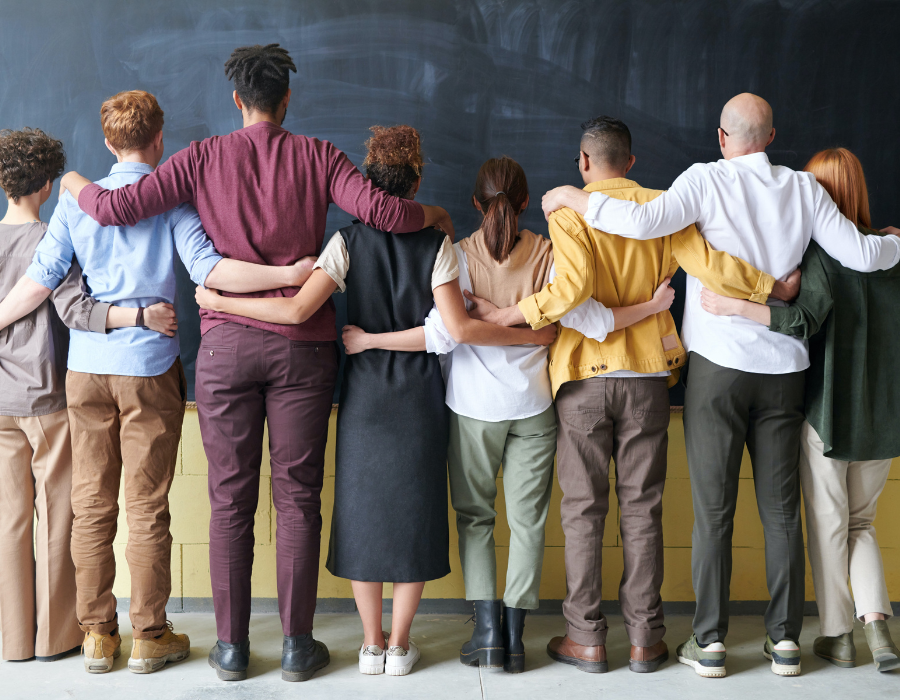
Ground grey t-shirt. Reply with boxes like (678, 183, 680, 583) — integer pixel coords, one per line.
(0, 222, 108, 416)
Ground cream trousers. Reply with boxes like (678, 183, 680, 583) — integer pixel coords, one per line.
(800, 421, 893, 637)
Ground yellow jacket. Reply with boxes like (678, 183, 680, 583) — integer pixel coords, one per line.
(518, 178, 774, 396)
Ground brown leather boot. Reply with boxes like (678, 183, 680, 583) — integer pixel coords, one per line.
(547, 635, 608, 673)
(630, 640, 669, 673)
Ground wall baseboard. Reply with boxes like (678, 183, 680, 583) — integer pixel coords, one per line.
(119, 598, 900, 617)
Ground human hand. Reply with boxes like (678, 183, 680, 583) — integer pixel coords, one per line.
(771, 269, 801, 302)
(700, 288, 745, 316)
(541, 185, 583, 220)
(533, 323, 558, 346)
(434, 212, 456, 242)
(194, 285, 222, 312)
(651, 277, 675, 312)
(880, 226, 900, 238)
(288, 256, 318, 287)
(463, 289, 500, 322)
(143, 302, 178, 337)
(341, 325, 370, 354)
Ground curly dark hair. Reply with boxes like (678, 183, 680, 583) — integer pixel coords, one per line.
(362, 125, 423, 198)
(225, 43, 297, 116)
(0, 128, 66, 203)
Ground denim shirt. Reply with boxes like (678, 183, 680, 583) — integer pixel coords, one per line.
(26, 162, 222, 377)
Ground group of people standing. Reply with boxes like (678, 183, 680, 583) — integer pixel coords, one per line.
(0, 42, 897, 685)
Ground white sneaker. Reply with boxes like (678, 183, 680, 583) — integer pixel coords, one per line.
(359, 642, 385, 675)
(385, 640, 420, 676)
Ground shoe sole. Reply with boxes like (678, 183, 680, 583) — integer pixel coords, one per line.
(129, 648, 190, 674)
(208, 655, 247, 681)
(282, 657, 329, 682)
(814, 650, 855, 668)
(547, 646, 608, 674)
(873, 652, 900, 673)
(630, 650, 669, 673)
(385, 655, 420, 676)
(84, 647, 121, 674)
(460, 647, 504, 668)
(676, 653, 726, 678)
(764, 651, 801, 676)
(504, 652, 525, 673)
(358, 661, 384, 675)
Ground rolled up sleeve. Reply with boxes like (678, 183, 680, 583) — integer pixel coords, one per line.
(423, 306, 458, 355)
(170, 204, 223, 286)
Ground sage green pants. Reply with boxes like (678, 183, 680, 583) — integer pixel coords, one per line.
(448, 407, 557, 610)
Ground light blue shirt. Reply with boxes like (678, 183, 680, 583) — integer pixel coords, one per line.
(26, 162, 222, 377)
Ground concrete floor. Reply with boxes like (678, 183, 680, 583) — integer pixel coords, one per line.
(1, 613, 898, 699)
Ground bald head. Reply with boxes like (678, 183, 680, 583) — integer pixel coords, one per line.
(720, 93, 773, 151)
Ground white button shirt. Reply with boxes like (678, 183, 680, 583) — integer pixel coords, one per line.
(583, 152, 900, 374)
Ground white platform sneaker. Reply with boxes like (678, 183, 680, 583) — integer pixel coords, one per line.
(358, 643, 386, 675)
(386, 640, 420, 676)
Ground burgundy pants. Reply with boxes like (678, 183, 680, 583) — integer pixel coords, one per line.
(195, 323, 337, 643)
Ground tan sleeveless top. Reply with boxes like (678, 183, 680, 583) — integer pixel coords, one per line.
(460, 229, 554, 309)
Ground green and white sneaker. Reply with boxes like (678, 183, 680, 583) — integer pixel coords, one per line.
(676, 635, 726, 678)
(763, 636, 801, 676)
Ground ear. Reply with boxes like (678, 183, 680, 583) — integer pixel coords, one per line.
(579, 151, 588, 172)
(104, 138, 118, 158)
(233, 90, 243, 111)
(472, 194, 484, 213)
(766, 127, 776, 147)
(624, 154, 636, 174)
(718, 128, 727, 150)
(282, 87, 292, 110)
(42, 179, 53, 193)
(411, 176, 421, 195)
(520, 194, 530, 214)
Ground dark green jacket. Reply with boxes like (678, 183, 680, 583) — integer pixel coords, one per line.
(769, 230, 900, 461)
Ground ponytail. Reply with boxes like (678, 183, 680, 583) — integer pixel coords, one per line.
(473, 157, 529, 263)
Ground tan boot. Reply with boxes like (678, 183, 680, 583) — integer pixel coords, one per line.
(82, 629, 122, 674)
(128, 621, 191, 674)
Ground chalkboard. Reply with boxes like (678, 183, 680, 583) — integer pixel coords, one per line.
(2, 0, 898, 403)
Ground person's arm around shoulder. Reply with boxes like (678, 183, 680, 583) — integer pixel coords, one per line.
(326, 146, 454, 240)
(542, 167, 706, 240)
(61, 146, 196, 227)
(810, 179, 900, 272)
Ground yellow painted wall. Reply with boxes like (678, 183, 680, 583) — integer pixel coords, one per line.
(111, 408, 900, 602)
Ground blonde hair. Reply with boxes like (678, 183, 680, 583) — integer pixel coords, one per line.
(100, 90, 164, 153)
(804, 148, 871, 228)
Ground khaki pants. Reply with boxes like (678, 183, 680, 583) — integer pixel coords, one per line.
(67, 359, 186, 640)
(800, 421, 893, 636)
(448, 406, 557, 610)
(0, 409, 82, 660)
(555, 376, 669, 647)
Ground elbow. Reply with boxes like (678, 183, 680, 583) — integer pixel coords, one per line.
(445, 319, 470, 345)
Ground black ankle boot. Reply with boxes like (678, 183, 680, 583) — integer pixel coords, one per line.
(502, 606, 527, 673)
(208, 639, 250, 681)
(282, 633, 330, 682)
(460, 600, 503, 668)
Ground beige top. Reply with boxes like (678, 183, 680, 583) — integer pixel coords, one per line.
(0, 222, 108, 416)
(314, 231, 459, 292)
(461, 229, 554, 309)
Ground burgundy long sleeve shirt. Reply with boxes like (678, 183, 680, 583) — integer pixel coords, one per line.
(78, 121, 425, 341)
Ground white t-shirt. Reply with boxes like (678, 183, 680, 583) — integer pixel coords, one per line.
(423, 246, 619, 422)
(584, 152, 900, 374)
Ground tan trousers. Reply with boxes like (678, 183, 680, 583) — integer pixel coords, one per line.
(67, 359, 186, 640)
(800, 421, 893, 637)
(0, 409, 82, 660)
(555, 376, 669, 648)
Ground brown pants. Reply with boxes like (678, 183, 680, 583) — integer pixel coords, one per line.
(0, 409, 82, 660)
(67, 359, 186, 640)
(555, 376, 669, 647)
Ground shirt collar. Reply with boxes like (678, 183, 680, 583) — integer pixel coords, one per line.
(583, 177, 640, 193)
(728, 151, 771, 167)
(109, 161, 155, 176)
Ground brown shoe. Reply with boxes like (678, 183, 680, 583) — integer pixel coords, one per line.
(630, 640, 669, 673)
(547, 635, 608, 673)
(128, 622, 190, 674)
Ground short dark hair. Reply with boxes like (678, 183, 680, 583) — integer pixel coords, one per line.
(0, 127, 66, 203)
(580, 116, 632, 170)
(225, 43, 297, 116)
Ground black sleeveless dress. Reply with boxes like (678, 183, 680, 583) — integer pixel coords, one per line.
(325, 222, 451, 582)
